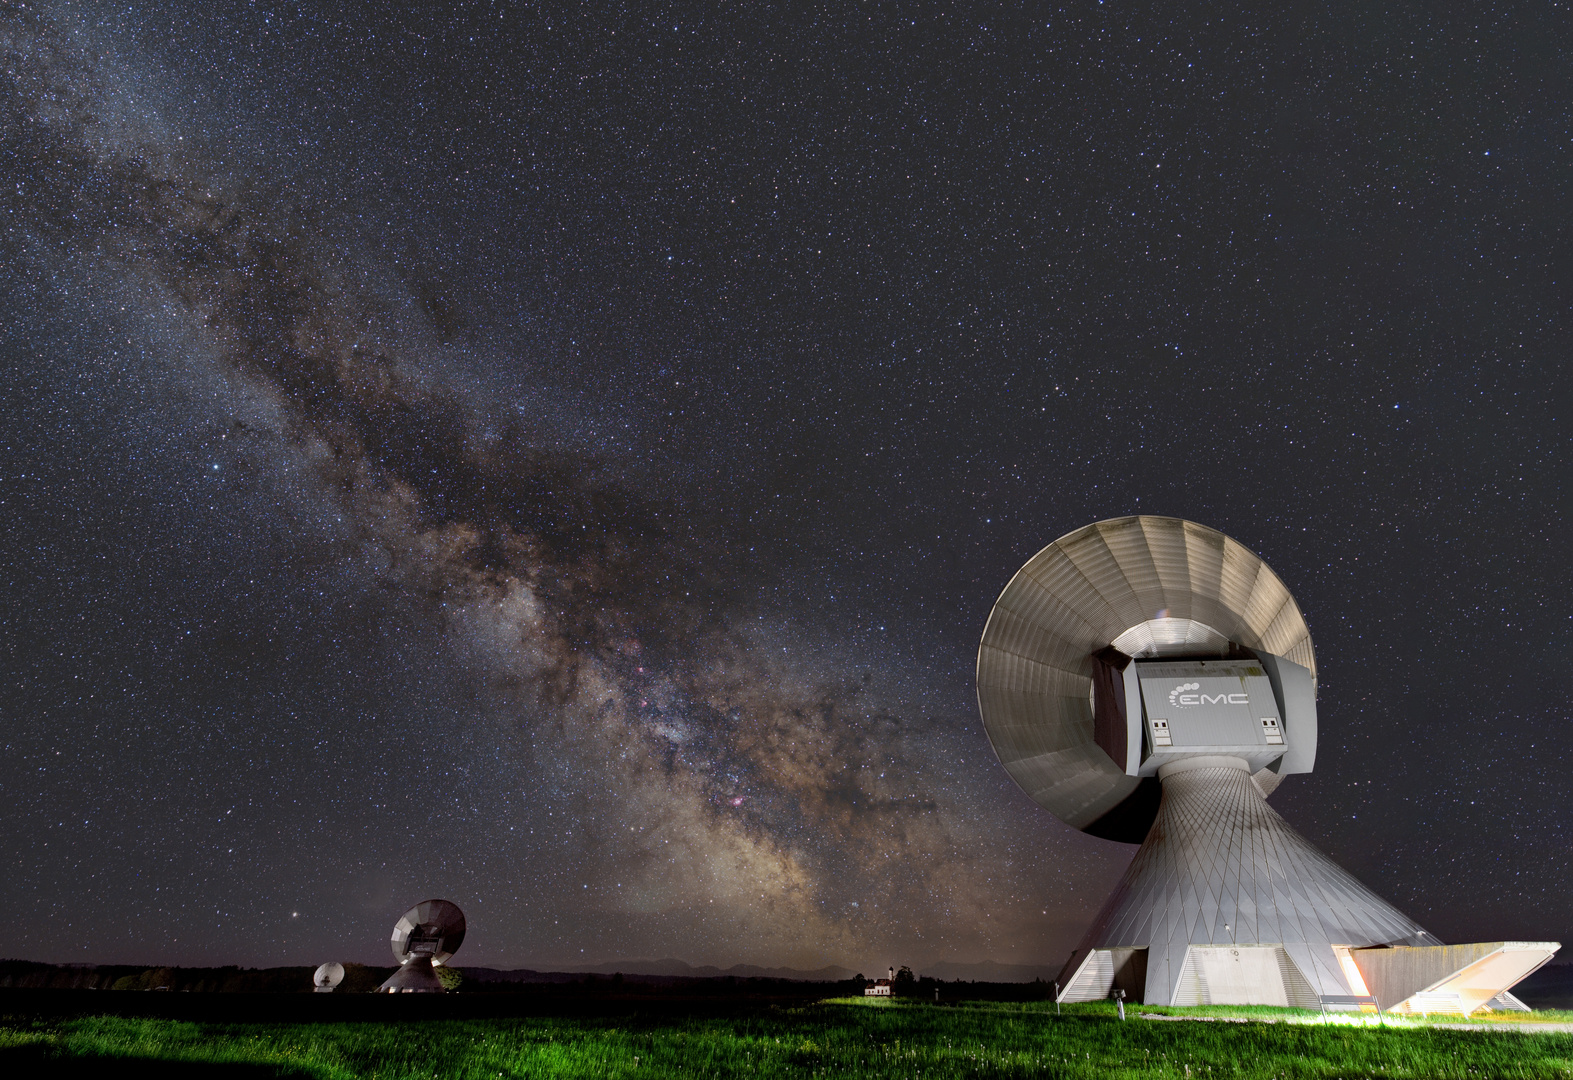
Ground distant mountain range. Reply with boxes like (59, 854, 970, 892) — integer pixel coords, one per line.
(575, 958, 1064, 984)
(916, 961, 1060, 983)
(466, 959, 856, 984)
(582, 959, 856, 981)
(473, 958, 1062, 984)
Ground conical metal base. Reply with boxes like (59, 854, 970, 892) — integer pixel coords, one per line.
(377, 955, 447, 993)
(1059, 756, 1438, 1005)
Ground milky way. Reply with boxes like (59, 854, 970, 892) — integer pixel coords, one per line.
(3, 2, 1569, 972)
(2, 4, 1091, 971)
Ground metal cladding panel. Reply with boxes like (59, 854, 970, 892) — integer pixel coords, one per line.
(1113, 618, 1233, 658)
(1136, 518, 1195, 620)
(1122, 665, 1143, 774)
(1057, 529, 1146, 630)
(1091, 652, 1131, 772)
(996, 580, 1098, 650)
(1181, 524, 1228, 615)
(1136, 661, 1282, 771)
(1019, 545, 1120, 631)
(1241, 562, 1292, 640)
(1216, 543, 1265, 621)
(975, 647, 1087, 697)
(978, 517, 1317, 833)
(1260, 594, 1309, 658)
(1258, 653, 1317, 774)
(1138, 664, 1274, 730)
(982, 609, 1097, 677)
(977, 691, 1095, 757)
(1098, 520, 1168, 618)
(1283, 639, 1316, 677)
(1184, 595, 1249, 646)
(1060, 949, 1115, 1002)
(1048, 771, 1142, 830)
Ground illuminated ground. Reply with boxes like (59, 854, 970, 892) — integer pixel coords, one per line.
(4, 998, 1572, 1079)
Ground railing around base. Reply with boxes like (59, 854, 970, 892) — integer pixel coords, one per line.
(1319, 995, 1379, 1016)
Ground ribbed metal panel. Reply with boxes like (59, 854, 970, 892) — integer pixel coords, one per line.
(1172, 950, 1209, 1006)
(1062, 950, 1115, 1002)
(1277, 949, 1323, 1008)
(1067, 761, 1437, 1005)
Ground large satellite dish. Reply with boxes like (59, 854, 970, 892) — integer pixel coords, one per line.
(313, 962, 344, 993)
(377, 899, 466, 993)
(976, 515, 1316, 841)
(977, 516, 1558, 1011)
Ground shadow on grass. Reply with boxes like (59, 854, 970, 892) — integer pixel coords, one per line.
(0, 1044, 314, 1078)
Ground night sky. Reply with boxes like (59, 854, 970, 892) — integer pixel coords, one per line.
(2, 2, 1568, 975)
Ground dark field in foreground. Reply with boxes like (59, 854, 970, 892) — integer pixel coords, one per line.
(3, 998, 1573, 1079)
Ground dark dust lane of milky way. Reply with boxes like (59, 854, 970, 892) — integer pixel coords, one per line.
(1, 2, 1568, 972)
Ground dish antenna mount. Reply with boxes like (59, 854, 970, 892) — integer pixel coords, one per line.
(978, 516, 1556, 1011)
(376, 899, 466, 993)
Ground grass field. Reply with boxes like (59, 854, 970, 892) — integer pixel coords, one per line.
(4, 998, 1572, 1079)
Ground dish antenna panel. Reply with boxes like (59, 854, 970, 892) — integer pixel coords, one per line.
(376, 899, 466, 993)
(313, 962, 345, 993)
(978, 516, 1557, 1011)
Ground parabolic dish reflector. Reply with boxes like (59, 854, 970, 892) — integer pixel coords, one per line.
(976, 515, 1315, 841)
(390, 899, 466, 967)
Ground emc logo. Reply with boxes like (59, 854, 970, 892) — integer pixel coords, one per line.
(1169, 682, 1249, 708)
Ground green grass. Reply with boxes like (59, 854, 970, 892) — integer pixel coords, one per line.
(4, 999, 1572, 1079)
(1135, 1002, 1573, 1026)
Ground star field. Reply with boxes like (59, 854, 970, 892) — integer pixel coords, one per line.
(0, 1, 1568, 973)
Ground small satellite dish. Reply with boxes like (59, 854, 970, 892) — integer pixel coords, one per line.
(313, 962, 345, 993)
(377, 899, 466, 993)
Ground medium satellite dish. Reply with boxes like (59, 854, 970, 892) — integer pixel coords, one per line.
(977, 515, 1316, 841)
(377, 899, 466, 993)
(313, 962, 344, 993)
